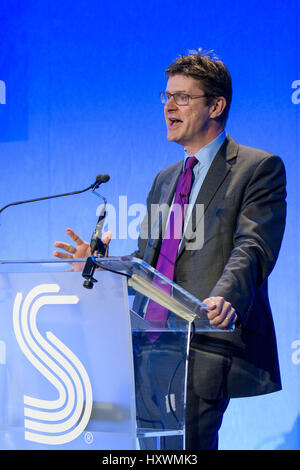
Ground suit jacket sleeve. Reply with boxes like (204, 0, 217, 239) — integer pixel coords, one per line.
(209, 154, 287, 326)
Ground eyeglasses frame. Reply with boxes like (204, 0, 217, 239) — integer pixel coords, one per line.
(160, 91, 213, 106)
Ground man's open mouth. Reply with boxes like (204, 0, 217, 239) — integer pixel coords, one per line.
(168, 117, 183, 126)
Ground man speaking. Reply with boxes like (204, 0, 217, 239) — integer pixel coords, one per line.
(54, 50, 286, 449)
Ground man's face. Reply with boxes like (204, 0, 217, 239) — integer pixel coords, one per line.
(164, 74, 212, 153)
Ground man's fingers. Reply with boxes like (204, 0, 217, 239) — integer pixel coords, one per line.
(66, 228, 85, 246)
(53, 228, 110, 261)
(102, 231, 112, 245)
(210, 308, 237, 329)
(205, 297, 225, 320)
(210, 304, 233, 325)
(202, 296, 237, 329)
(53, 250, 73, 260)
(216, 310, 237, 329)
(53, 228, 91, 261)
(54, 241, 76, 254)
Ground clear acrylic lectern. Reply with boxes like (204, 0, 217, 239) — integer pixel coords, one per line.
(0, 256, 230, 450)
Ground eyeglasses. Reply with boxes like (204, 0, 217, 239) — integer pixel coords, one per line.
(160, 91, 210, 106)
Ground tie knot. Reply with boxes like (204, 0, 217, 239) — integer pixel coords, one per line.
(185, 156, 198, 171)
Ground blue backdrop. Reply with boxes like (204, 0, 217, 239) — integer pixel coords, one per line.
(0, 0, 299, 450)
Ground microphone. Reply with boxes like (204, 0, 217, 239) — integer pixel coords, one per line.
(0, 174, 110, 214)
(97, 174, 110, 184)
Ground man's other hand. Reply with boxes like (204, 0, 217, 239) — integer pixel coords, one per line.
(53, 228, 112, 259)
(202, 296, 238, 330)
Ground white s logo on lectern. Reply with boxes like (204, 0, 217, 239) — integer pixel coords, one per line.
(13, 284, 93, 445)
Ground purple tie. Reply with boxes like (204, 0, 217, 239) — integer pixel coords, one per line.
(145, 156, 198, 340)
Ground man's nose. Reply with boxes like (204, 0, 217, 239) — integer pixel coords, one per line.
(164, 95, 178, 110)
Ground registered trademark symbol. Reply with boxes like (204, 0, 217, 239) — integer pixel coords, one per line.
(84, 431, 94, 444)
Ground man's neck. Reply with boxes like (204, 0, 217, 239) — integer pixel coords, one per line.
(184, 127, 225, 155)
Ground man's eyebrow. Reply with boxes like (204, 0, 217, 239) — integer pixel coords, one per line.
(165, 89, 188, 93)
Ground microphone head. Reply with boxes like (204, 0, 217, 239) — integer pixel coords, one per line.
(96, 174, 110, 183)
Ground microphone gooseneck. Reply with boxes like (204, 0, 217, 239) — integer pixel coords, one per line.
(0, 174, 110, 214)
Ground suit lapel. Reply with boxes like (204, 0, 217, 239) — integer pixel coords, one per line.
(156, 161, 182, 239)
(144, 161, 182, 265)
(194, 136, 238, 212)
(178, 135, 239, 256)
(159, 162, 182, 207)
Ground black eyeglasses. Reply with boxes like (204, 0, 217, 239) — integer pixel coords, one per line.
(160, 91, 210, 106)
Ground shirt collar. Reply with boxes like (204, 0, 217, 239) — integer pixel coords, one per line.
(184, 130, 226, 168)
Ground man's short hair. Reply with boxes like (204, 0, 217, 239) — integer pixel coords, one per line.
(165, 49, 232, 125)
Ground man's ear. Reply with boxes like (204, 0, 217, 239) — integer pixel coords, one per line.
(209, 96, 227, 120)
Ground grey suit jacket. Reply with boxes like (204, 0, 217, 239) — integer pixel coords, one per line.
(132, 135, 287, 399)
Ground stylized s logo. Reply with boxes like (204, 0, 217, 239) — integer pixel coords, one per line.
(13, 284, 93, 445)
